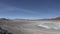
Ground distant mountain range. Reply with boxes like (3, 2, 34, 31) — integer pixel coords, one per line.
(0, 18, 11, 21)
(51, 17, 60, 20)
(38, 17, 60, 20)
(0, 17, 60, 21)
(32, 17, 60, 21)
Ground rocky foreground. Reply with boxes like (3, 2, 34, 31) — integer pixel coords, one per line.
(0, 27, 12, 34)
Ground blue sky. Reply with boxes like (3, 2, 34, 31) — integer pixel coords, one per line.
(0, 0, 60, 19)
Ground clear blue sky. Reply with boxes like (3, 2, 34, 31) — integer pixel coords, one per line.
(0, 0, 60, 19)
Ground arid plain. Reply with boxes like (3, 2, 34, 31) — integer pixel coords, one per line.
(1, 19, 60, 34)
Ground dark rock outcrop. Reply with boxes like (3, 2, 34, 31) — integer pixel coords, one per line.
(0, 27, 12, 34)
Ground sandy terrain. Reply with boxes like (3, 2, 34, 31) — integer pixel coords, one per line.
(1, 20, 60, 34)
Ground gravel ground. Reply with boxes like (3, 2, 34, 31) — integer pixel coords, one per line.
(1, 20, 60, 34)
(0, 27, 12, 34)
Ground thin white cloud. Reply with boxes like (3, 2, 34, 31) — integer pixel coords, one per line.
(16, 8, 38, 14)
(0, 3, 38, 14)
